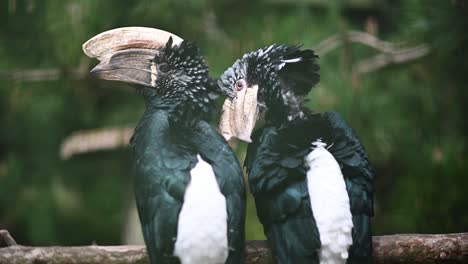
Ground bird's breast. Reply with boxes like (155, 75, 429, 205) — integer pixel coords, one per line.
(305, 145, 353, 264)
(174, 155, 228, 264)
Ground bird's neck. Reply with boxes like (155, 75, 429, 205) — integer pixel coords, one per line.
(131, 109, 169, 152)
(143, 104, 200, 133)
(131, 108, 195, 153)
(142, 90, 210, 128)
(265, 101, 306, 127)
(262, 85, 306, 126)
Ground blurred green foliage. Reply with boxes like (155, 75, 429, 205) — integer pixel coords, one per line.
(1, 0, 467, 245)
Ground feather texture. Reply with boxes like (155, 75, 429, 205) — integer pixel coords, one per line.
(218, 45, 319, 124)
(133, 110, 246, 264)
(305, 143, 353, 264)
(190, 121, 246, 264)
(278, 48, 320, 96)
(245, 111, 373, 264)
(174, 155, 228, 264)
(130, 39, 245, 264)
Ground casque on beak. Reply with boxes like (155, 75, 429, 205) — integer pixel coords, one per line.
(219, 85, 260, 143)
(82, 27, 183, 87)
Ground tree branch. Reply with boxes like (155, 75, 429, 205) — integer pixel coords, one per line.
(352, 44, 430, 76)
(313, 30, 430, 78)
(1, 232, 467, 264)
(314, 30, 399, 56)
(0, 58, 89, 82)
(0, 69, 64, 81)
(60, 127, 134, 160)
(373, 233, 468, 263)
(0, 230, 17, 247)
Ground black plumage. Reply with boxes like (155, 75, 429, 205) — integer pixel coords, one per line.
(127, 39, 246, 264)
(219, 44, 374, 264)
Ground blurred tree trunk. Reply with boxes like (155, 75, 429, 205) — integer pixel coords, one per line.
(122, 198, 144, 245)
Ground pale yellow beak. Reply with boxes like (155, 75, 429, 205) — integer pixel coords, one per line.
(82, 27, 183, 86)
(219, 85, 260, 143)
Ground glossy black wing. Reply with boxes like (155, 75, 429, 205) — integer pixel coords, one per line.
(245, 126, 311, 194)
(190, 120, 246, 264)
(132, 111, 196, 264)
(245, 126, 320, 263)
(323, 111, 374, 215)
(135, 147, 196, 264)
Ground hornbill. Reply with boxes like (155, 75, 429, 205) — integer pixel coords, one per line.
(82, 27, 246, 264)
(217, 45, 374, 264)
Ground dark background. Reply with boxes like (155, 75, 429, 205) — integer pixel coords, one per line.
(1, 0, 467, 245)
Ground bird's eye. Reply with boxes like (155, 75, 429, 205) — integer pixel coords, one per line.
(235, 79, 246, 91)
(159, 63, 170, 73)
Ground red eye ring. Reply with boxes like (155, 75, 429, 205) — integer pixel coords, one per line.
(235, 79, 245, 91)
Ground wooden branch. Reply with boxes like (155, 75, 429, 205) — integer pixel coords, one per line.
(0, 245, 147, 264)
(313, 31, 430, 77)
(266, 0, 375, 9)
(0, 58, 89, 82)
(0, 230, 17, 247)
(373, 233, 468, 263)
(0, 233, 467, 264)
(314, 30, 399, 56)
(0, 69, 64, 81)
(353, 44, 430, 76)
(60, 127, 134, 160)
(245, 240, 274, 264)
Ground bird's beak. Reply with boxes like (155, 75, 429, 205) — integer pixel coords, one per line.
(82, 27, 183, 87)
(219, 85, 260, 143)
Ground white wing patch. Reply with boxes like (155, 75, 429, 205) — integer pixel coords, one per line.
(174, 155, 228, 264)
(276, 57, 302, 70)
(282, 57, 302, 63)
(305, 141, 353, 264)
(276, 63, 286, 70)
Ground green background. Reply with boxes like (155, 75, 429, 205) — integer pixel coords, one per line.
(1, 0, 467, 245)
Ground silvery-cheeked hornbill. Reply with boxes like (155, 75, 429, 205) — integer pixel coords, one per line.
(217, 44, 374, 264)
(83, 27, 246, 264)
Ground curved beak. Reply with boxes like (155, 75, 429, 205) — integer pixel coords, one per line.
(82, 27, 183, 87)
(219, 85, 260, 143)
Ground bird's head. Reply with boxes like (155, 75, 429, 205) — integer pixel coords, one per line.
(83, 27, 217, 119)
(142, 37, 214, 108)
(218, 45, 320, 142)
